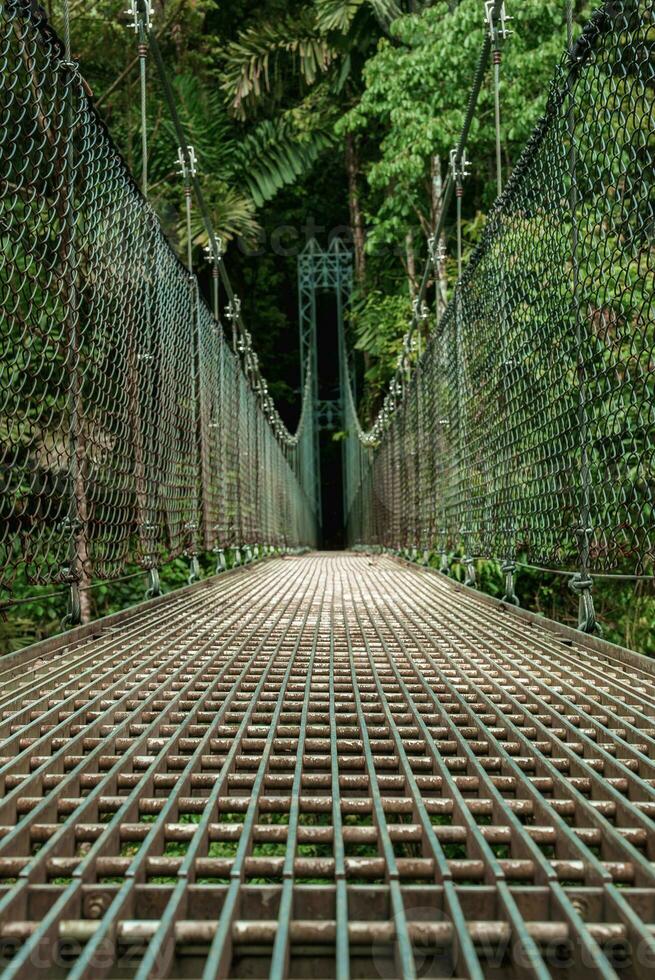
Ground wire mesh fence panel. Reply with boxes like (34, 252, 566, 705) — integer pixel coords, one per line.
(346, 0, 654, 579)
(0, 1, 317, 604)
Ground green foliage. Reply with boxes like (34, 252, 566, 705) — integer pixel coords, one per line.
(340, 0, 591, 251)
(349, 288, 408, 411)
(4, 0, 650, 662)
(235, 118, 336, 206)
(221, 10, 339, 117)
(314, 0, 402, 33)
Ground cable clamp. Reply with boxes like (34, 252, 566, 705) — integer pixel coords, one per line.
(176, 145, 197, 179)
(125, 0, 154, 32)
(449, 148, 471, 183)
(412, 297, 429, 323)
(188, 555, 201, 585)
(464, 558, 477, 588)
(62, 580, 82, 628)
(500, 560, 519, 606)
(428, 235, 447, 266)
(59, 60, 81, 79)
(226, 296, 241, 323)
(485, 1, 512, 41)
(568, 572, 602, 635)
(204, 235, 223, 264)
(145, 566, 161, 598)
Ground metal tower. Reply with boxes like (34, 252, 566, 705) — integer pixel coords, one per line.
(297, 238, 353, 520)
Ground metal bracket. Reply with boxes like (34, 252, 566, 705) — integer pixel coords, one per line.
(61, 579, 82, 628)
(569, 572, 602, 635)
(125, 0, 154, 32)
(485, 1, 512, 42)
(428, 235, 447, 266)
(176, 145, 197, 179)
(501, 560, 519, 606)
(449, 148, 471, 183)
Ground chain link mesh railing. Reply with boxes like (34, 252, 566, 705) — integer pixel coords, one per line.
(345, 0, 654, 629)
(0, 0, 317, 621)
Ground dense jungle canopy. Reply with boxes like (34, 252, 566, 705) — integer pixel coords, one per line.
(4, 0, 653, 655)
(49, 0, 591, 418)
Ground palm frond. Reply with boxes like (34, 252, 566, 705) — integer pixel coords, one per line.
(314, 0, 364, 32)
(185, 184, 261, 247)
(147, 73, 238, 182)
(222, 12, 338, 118)
(234, 118, 335, 206)
(314, 0, 402, 33)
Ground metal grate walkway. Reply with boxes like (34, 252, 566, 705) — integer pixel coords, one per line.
(0, 553, 654, 978)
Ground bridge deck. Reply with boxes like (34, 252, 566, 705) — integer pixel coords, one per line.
(0, 553, 654, 979)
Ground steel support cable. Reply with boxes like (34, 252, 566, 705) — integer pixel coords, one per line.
(343, 0, 505, 481)
(355, 0, 505, 433)
(126, 12, 315, 572)
(140, 16, 303, 452)
(0, 0, 317, 621)
(345, 1, 653, 611)
(349, 0, 616, 439)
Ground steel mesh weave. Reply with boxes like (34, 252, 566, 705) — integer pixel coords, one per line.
(346, 0, 654, 576)
(0, 0, 316, 598)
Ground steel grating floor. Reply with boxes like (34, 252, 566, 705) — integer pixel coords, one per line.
(0, 553, 654, 980)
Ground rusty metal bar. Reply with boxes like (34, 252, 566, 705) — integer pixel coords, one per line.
(0, 553, 654, 978)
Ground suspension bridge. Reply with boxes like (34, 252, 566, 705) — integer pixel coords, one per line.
(0, 0, 654, 977)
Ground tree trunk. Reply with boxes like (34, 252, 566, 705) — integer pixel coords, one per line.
(345, 132, 370, 374)
(405, 230, 418, 299)
(431, 155, 448, 320)
(345, 133, 366, 287)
